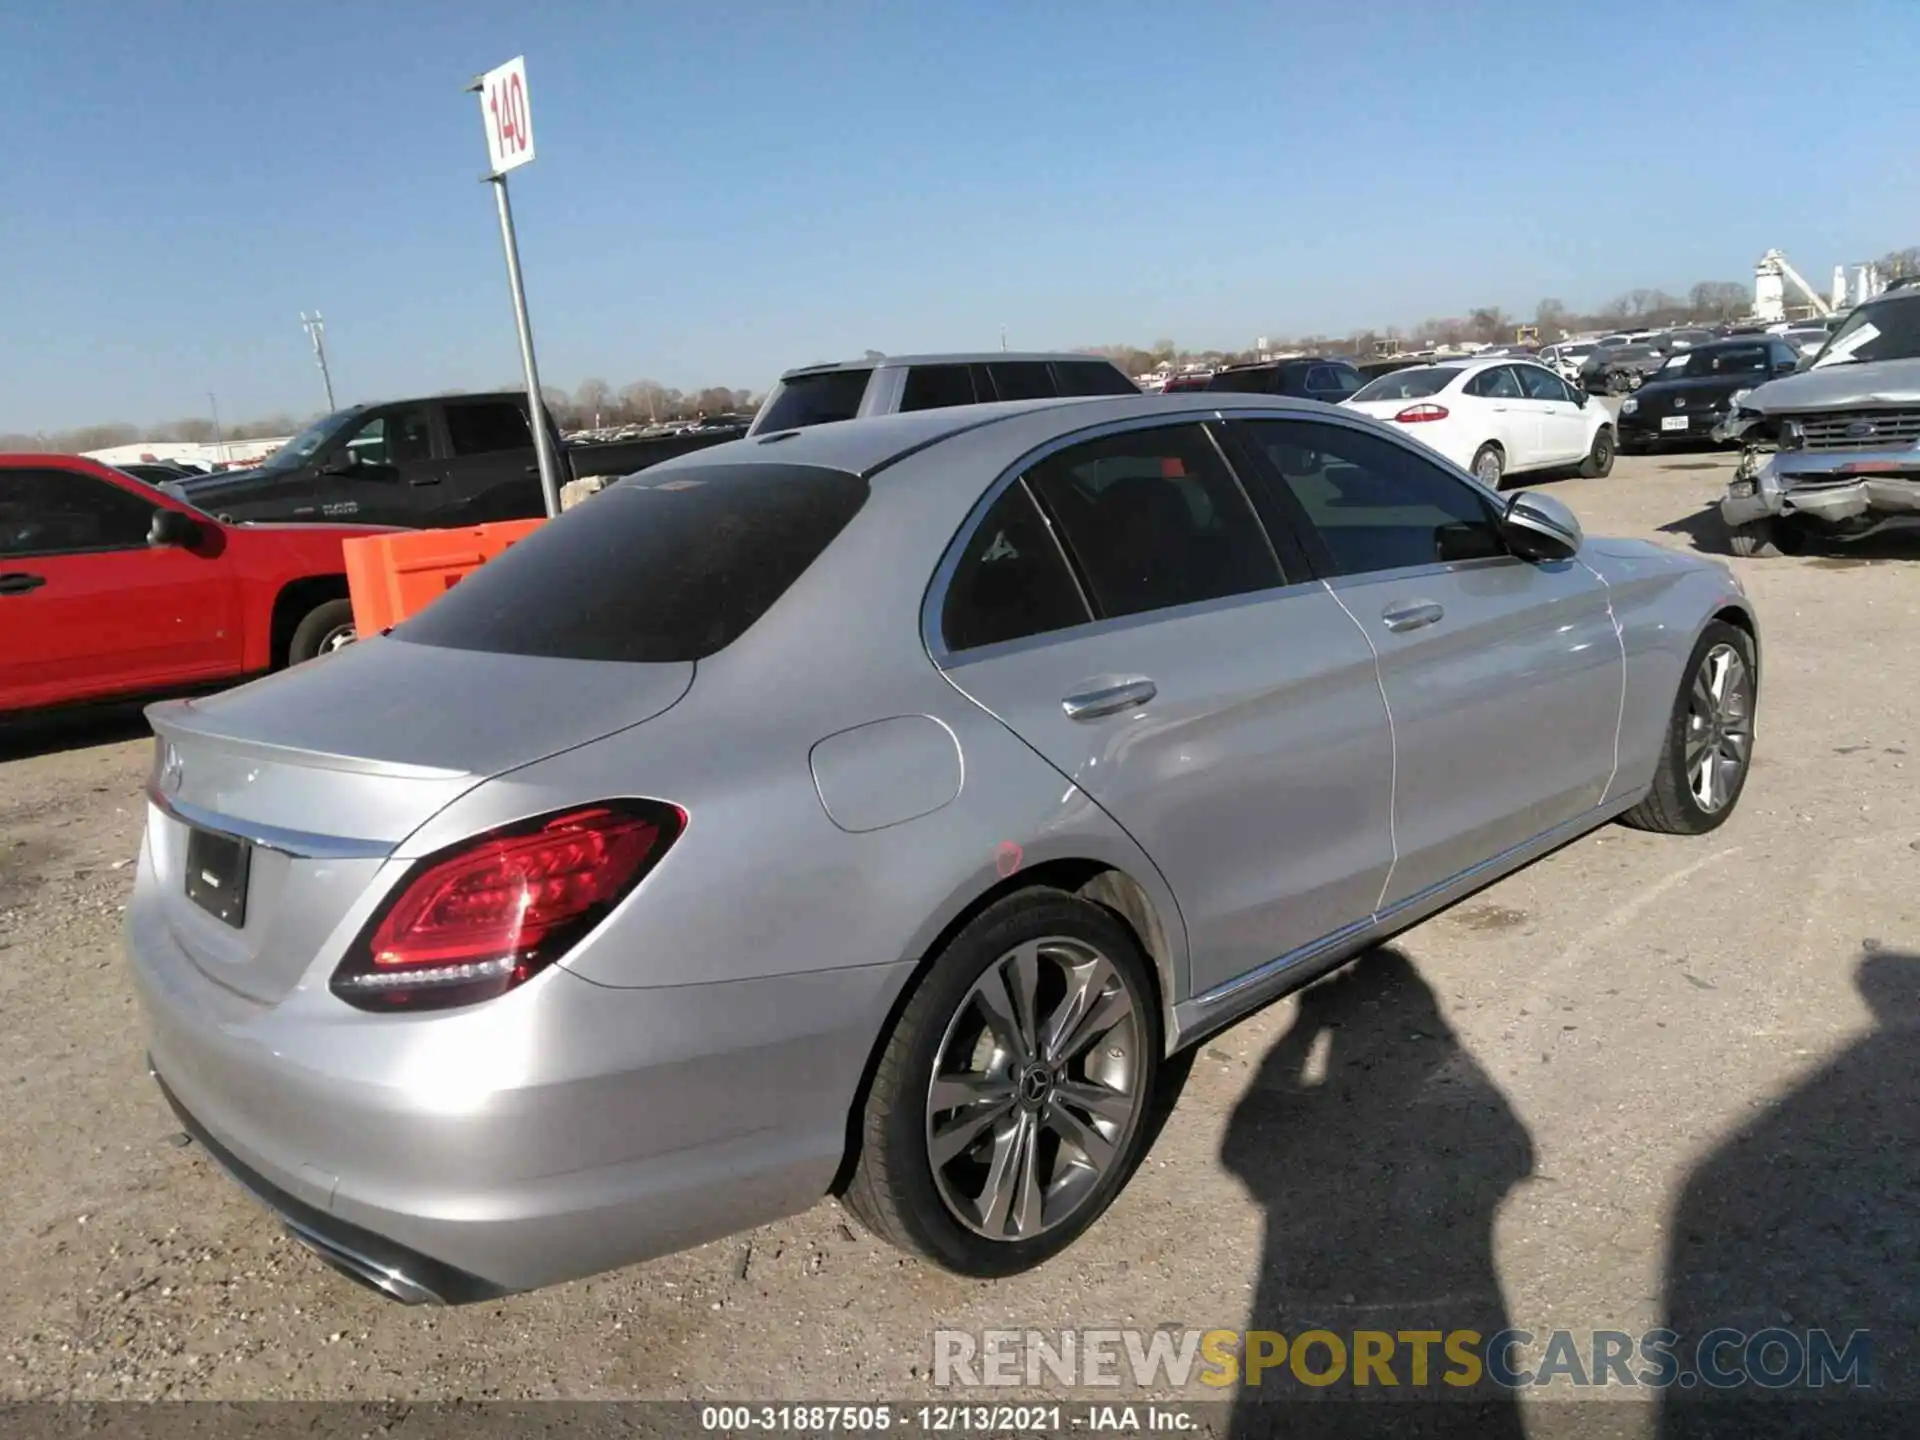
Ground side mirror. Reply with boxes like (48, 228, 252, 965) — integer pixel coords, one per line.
(1501, 490, 1582, 562)
(1572, 389, 1589, 408)
(1775, 360, 1800, 375)
(147, 508, 204, 548)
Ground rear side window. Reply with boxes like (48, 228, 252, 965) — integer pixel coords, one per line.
(1206, 367, 1278, 395)
(397, 464, 867, 662)
(941, 482, 1091, 652)
(987, 361, 1055, 401)
(1050, 361, 1139, 396)
(1024, 424, 1285, 619)
(900, 364, 981, 412)
(445, 401, 534, 455)
(755, 370, 871, 432)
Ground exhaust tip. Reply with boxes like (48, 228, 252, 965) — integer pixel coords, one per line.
(283, 1222, 443, 1306)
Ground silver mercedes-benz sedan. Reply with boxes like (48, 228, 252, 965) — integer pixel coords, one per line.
(127, 392, 1758, 1302)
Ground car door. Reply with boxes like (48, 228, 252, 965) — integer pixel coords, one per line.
(1465, 364, 1544, 469)
(439, 397, 545, 523)
(930, 419, 1396, 998)
(0, 466, 240, 711)
(316, 405, 439, 525)
(1516, 365, 1590, 463)
(1230, 416, 1623, 910)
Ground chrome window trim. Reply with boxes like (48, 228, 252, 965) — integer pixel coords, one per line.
(920, 409, 1304, 668)
(146, 786, 396, 861)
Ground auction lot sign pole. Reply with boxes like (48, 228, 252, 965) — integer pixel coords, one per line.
(468, 55, 564, 518)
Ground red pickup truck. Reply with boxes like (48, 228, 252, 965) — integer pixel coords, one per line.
(1, 455, 392, 716)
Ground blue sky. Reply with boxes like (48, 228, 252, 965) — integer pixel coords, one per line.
(2, 0, 1913, 432)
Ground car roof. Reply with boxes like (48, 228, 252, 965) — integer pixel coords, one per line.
(644, 391, 1344, 481)
(776, 352, 1122, 379)
(1214, 355, 1353, 371)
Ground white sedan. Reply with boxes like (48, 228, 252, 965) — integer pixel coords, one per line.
(1341, 359, 1616, 488)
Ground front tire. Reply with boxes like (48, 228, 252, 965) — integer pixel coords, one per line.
(843, 889, 1160, 1277)
(1620, 620, 1756, 835)
(1579, 426, 1616, 478)
(286, 598, 356, 665)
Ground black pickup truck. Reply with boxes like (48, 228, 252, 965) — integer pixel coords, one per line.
(168, 391, 744, 528)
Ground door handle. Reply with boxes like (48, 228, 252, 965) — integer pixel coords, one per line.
(408, 475, 444, 487)
(0, 572, 47, 596)
(1381, 600, 1445, 633)
(1061, 678, 1157, 721)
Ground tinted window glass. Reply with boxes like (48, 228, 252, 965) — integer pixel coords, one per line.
(398, 464, 867, 662)
(900, 364, 980, 413)
(1660, 345, 1772, 380)
(0, 467, 158, 557)
(1025, 424, 1284, 619)
(1237, 420, 1506, 576)
(341, 407, 432, 467)
(1516, 365, 1570, 401)
(1305, 365, 1355, 395)
(1809, 300, 1920, 367)
(941, 482, 1090, 652)
(1465, 367, 1524, 400)
(988, 361, 1055, 401)
(1206, 366, 1279, 395)
(1051, 361, 1139, 397)
(445, 400, 534, 455)
(1351, 367, 1455, 402)
(756, 370, 871, 431)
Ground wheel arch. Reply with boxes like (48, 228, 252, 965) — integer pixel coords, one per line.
(1710, 602, 1760, 700)
(269, 575, 350, 670)
(829, 857, 1178, 1194)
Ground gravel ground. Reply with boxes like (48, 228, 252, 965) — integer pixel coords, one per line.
(2, 446, 1915, 1423)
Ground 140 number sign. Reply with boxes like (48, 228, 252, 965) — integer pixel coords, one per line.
(477, 56, 535, 176)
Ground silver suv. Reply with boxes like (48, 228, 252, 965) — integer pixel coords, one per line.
(747, 352, 1138, 436)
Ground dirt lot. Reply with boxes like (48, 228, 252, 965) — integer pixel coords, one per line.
(2, 446, 1915, 1421)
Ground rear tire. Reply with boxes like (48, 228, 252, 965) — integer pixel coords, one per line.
(1579, 426, 1616, 478)
(843, 889, 1161, 1277)
(1471, 444, 1506, 489)
(287, 599, 356, 665)
(1620, 620, 1756, 835)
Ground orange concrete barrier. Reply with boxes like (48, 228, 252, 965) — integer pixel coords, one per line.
(343, 519, 545, 636)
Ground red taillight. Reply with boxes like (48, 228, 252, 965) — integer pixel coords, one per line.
(1394, 403, 1450, 423)
(331, 801, 684, 1011)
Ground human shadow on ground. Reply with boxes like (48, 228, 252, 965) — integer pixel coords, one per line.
(1659, 949, 1920, 1440)
(1220, 947, 1535, 1439)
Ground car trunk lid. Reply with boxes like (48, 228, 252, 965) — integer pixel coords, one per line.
(143, 636, 693, 1004)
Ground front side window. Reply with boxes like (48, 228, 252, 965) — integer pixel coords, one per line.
(341, 407, 432, 468)
(940, 482, 1090, 652)
(445, 401, 534, 455)
(1235, 420, 1506, 577)
(1516, 366, 1572, 402)
(0, 468, 158, 558)
(1305, 364, 1360, 396)
(1024, 424, 1284, 620)
(900, 364, 981, 413)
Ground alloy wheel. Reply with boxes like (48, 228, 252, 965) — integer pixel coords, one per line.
(925, 937, 1146, 1242)
(319, 625, 357, 654)
(1686, 642, 1753, 813)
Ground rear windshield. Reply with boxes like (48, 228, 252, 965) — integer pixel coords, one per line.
(396, 464, 868, 662)
(1206, 367, 1277, 394)
(1051, 360, 1139, 396)
(754, 370, 871, 432)
(1350, 367, 1456, 402)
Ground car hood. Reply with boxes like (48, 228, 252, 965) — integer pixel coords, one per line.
(1739, 358, 1920, 415)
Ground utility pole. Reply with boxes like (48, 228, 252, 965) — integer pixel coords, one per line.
(1000, 325, 1008, 352)
(300, 311, 337, 410)
(208, 393, 224, 460)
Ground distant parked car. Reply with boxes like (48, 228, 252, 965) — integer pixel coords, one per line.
(747, 354, 1138, 436)
(1158, 372, 1215, 393)
(0, 455, 389, 715)
(128, 391, 1756, 1303)
(1206, 357, 1366, 403)
(1342, 359, 1615, 487)
(1540, 342, 1598, 384)
(116, 461, 202, 486)
(1616, 338, 1802, 453)
(1580, 344, 1669, 395)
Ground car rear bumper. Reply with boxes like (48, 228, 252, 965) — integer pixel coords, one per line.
(128, 846, 913, 1298)
(1720, 446, 1920, 527)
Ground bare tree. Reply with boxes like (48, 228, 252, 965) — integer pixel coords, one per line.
(1468, 306, 1511, 344)
(574, 378, 613, 428)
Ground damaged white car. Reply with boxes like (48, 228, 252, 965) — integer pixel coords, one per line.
(1714, 281, 1920, 556)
